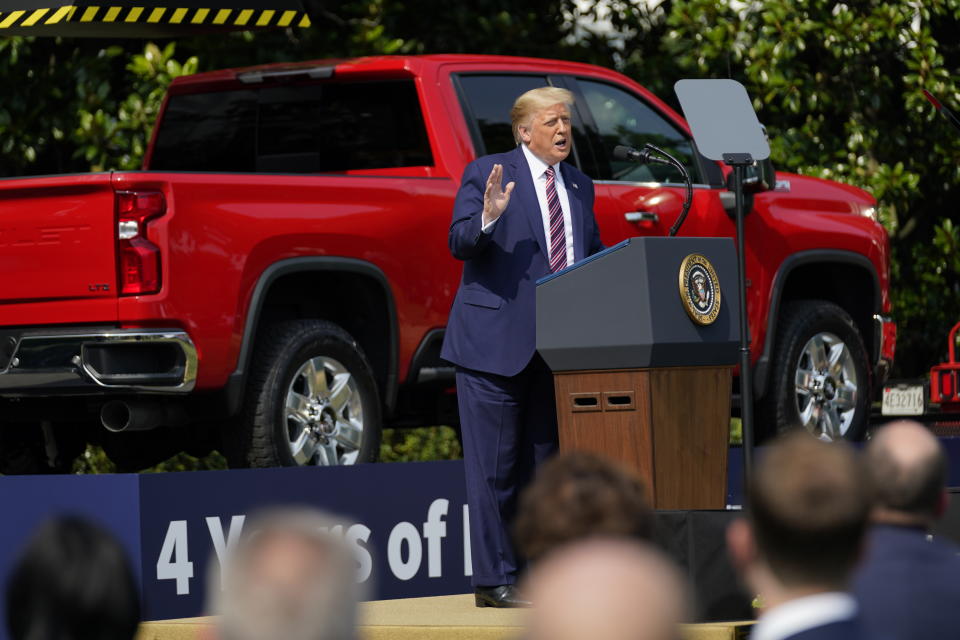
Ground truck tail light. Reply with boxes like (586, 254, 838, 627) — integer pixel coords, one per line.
(116, 190, 165, 296)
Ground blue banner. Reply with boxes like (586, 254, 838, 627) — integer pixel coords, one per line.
(0, 460, 474, 632)
(137, 460, 472, 619)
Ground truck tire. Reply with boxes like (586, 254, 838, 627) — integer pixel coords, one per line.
(758, 300, 870, 442)
(231, 319, 382, 468)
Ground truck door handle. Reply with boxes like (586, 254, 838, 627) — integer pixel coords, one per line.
(624, 211, 659, 223)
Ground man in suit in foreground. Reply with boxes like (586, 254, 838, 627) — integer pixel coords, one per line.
(853, 419, 960, 640)
(727, 431, 871, 640)
(523, 538, 688, 640)
(441, 86, 604, 607)
(213, 508, 361, 640)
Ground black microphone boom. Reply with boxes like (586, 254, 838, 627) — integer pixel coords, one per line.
(613, 144, 672, 165)
(644, 143, 694, 237)
(614, 143, 693, 237)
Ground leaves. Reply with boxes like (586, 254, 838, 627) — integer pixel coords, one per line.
(379, 427, 462, 463)
(610, 0, 960, 377)
(0, 38, 196, 174)
(71, 445, 229, 473)
(74, 429, 462, 473)
(73, 41, 198, 171)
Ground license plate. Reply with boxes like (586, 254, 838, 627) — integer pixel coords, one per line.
(882, 385, 925, 416)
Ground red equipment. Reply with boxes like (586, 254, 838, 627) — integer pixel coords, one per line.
(931, 322, 960, 412)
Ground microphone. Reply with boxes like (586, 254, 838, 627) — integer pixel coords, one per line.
(613, 144, 673, 165)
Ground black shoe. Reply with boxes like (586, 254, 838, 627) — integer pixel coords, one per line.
(474, 584, 531, 608)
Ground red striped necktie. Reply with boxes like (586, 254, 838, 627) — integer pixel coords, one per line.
(546, 166, 567, 273)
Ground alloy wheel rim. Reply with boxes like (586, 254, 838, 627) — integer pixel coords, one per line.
(284, 356, 364, 465)
(794, 331, 858, 441)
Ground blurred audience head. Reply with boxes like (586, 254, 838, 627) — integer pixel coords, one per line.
(865, 419, 948, 527)
(6, 515, 140, 640)
(514, 451, 653, 562)
(728, 430, 871, 599)
(523, 538, 688, 640)
(213, 508, 360, 640)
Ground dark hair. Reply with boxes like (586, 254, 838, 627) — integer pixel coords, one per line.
(867, 431, 947, 519)
(514, 451, 653, 562)
(747, 431, 871, 589)
(6, 516, 140, 640)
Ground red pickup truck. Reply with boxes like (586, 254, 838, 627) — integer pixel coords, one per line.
(0, 55, 895, 473)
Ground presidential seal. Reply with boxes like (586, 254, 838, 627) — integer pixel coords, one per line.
(678, 253, 721, 325)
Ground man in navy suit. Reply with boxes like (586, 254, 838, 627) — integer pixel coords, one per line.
(727, 432, 871, 640)
(441, 86, 603, 608)
(853, 420, 960, 640)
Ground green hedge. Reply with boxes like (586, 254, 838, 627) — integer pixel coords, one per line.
(72, 426, 464, 473)
(70, 422, 755, 473)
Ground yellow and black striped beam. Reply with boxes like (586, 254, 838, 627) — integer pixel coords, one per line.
(0, 4, 312, 37)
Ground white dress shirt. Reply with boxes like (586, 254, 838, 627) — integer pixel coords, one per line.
(482, 144, 576, 268)
(751, 592, 858, 640)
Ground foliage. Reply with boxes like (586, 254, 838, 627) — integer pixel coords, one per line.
(0, 38, 196, 175)
(634, 0, 960, 377)
(72, 427, 460, 474)
(76, 42, 198, 171)
(72, 445, 228, 474)
(379, 426, 462, 462)
(729, 417, 743, 446)
(169, 0, 583, 72)
(0, 37, 118, 175)
(71, 444, 116, 474)
(70, 420, 758, 471)
(524, 0, 960, 378)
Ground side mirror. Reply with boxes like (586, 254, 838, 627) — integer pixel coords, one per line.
(720, 186, 753, 218)
(721, 157, 775, 218)
(721, 123, 774, 217)
(733, 122, 775, 194)
(738, 157, 775, 194)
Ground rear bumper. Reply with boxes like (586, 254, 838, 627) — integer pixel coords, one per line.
(874, 314, 896, 386)
(0, 328, 197, 396)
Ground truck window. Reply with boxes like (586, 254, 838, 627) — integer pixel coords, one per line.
(456, 75, 548, 156)
(150, 80, 433, 173)
(151, 89, 257, 172)
(578, 79, 701, 184)
(457, 74, 590, 172)
(257, 81, 432, 172)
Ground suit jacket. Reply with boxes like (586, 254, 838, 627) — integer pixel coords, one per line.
(853, 523, 960, 640)
(441, 145, 604, 377)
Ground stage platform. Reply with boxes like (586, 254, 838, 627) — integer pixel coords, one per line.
(135, 594, 753, 640)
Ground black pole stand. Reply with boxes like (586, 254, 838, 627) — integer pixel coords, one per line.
(723, 153, 755, 487)
(674, 78, 769, 492)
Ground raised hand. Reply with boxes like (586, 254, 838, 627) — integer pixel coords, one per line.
(482, 164, 515, 226)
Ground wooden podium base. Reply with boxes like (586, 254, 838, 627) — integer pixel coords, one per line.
(553, 366, 731, 510)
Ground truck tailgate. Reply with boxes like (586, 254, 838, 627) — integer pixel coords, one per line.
(0, 174, 117, 306)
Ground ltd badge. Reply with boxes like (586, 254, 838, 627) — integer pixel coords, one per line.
(678, 254, 721, 326)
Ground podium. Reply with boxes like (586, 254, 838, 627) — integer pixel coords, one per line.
(536, 237, 739, 509)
